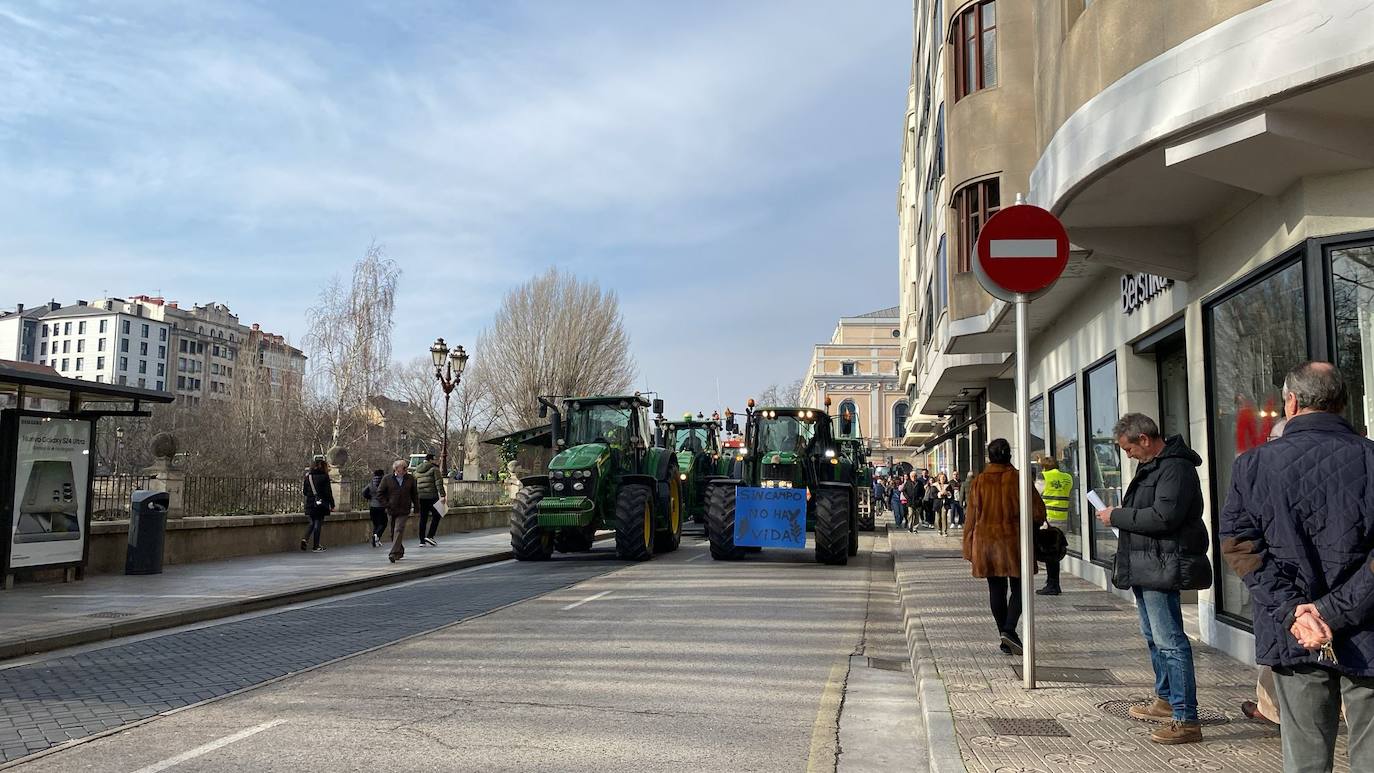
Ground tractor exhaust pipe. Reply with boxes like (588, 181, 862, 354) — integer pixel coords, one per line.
(538, 396, 563, 449)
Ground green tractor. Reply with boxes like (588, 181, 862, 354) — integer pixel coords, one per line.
(510, 394, 683, 561)
(658, 412, 727, 526)
(705, 399, 859, 565)
(832, 404, 876, 532)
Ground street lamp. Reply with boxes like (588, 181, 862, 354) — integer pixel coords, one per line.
(399, 429, 409, 456)
(114, 426, 125, 476)
(429, 338, 469, 476)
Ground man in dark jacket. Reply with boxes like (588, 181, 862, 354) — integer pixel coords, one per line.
(379, 459, 420, 563)
(901, 471, 923, 533)
(1096, 412, 1211, 745)
(413, 453, 446, 548)
(1220, 362, 1374, 773)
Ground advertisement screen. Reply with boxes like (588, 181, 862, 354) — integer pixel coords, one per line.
(9, 416, 91, 568)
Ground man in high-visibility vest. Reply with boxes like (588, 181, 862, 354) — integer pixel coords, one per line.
(1038, 454, 1073, 596)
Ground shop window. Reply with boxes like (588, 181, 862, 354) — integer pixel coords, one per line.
(1206, 259, 1308, 625)
(952, 1, 997, 100)
(1330, 244, 1374, 438)
(1029, 396, 1045, 485)
(1085, 358, 1122, 565)
(955, 178, 1000, 272)
(894, 401, 909, 439)
(1049, 379, 1081, 556)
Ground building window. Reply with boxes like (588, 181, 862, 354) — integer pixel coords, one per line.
(61, 340, 69, 354)
(120, 338, 128, 353)
(177, 376, 186, 389)
(119, 356, 128, 371)
(96, 356, 104, 370)
(156, 380, 163, 391)
(180, 340, 187, 353)
(63, 322, 71, 335)
(40, 342, 47, 356)
(955, 178, 1000, 272)
(141, 323, 149, 338)
(1206, 258, 1308, 625)
(893, 401, 909, 439)
(78, 321, 86, 334)
(952, 0, 997, 101)
(138, 377, 146, 388)
(1049, 378, 1081, 557)
(160, 328, 167, 341)
(140, 341, 148, 356)
(97, 338, 105, 352)
(41, 324, 48, 337)
(1084, 358, 1122, 565)
(77, 339, 85, 353)
(1330, 243, 1374, 438)
(841, 362, 856, 376)
(138, 360, 147, 374)
(936, 235, 949, 316)
(922, 283, 935, 345)
(95, 376, 103, 383)
(158, 345, 165, 359)
(99, 319, 107, 333)
(61, 357, 69, 370)
(123, 320, 130, 334)
(118, 375, 127, 385)
(837, 399, 859, 436)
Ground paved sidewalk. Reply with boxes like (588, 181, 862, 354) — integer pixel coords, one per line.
(0, 527, 517, 662)
(889, 528, 1338, 773)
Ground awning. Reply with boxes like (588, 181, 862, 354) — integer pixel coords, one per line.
(916, 412, 986, 455)
(0, 360, 174, 417)
(482, 423, 553, 448)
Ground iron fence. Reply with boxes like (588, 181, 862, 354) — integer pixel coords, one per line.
(183, 476, 302, 517)
(91, 475, 156, 521)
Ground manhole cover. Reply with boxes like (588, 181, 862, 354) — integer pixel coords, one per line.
(1073, 604, 1123, 612)
(866, 657, 910, 672)
(986, 717, 1071, 737)
(1098, 699, 1229, 726)
(1012, 665, 1122, 685)
(86, 611, 136, 619)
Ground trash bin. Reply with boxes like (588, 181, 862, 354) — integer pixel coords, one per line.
(125, 490, 169, 575)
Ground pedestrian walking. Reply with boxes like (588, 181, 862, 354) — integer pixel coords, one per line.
(1037, 455, 1073, 596)
(413, 453, 446, 547)
(361, 468, 387, 548)
(962, 438, 1046, 656)
(1099, 412, 1211, 745)
(932, 472, 954, 536)
(890, 475, 907, 529)
(1220, 362, 1374, 772)
(901, 471, 923, 533)
(379, 459, 420, 563)
(300, 456, 335, 553)
(950, 472, 965, 527)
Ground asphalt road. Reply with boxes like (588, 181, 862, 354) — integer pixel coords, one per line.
(9, 530, 889, 772)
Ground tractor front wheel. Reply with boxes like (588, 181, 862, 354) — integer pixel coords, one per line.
(814, 487, 851, 566)
(615, 483, 656, 561)
(706, 483, 746, 561)
(510, 486, 553, 561)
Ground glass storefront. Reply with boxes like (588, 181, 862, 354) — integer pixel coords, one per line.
(1085, 359, 1122, 564)
(1206, 259, 1308, 624)
(1049, 380, 1081, 556)
(1029, 396, 1045, 486)
(1331, 245, 1374, 439)
(1157, 339, 1190, 440)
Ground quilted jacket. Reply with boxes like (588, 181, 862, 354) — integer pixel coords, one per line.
(1109, 435, 1212, 592)
(414, 460, 444, 501)
(1220, 412, 1374, 675)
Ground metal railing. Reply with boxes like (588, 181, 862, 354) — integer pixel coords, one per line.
(183, 476, 302, 517)
(91, 474, 156, 521)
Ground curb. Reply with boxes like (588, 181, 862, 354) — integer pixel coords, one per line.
(0, 549, 515, 662)
(889, 530, 968, 773)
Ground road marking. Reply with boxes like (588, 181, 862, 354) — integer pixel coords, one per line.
(989, 238, 1058, 258)
(686, 553, 709, 562)
(806, 658, 849, 772)
(127, 719, 286, 773)
(561, 590, 612, 610)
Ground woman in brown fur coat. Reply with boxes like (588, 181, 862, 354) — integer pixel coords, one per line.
(962, 438, 1047, 655)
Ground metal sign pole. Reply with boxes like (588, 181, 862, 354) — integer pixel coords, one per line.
(1016, 292, 1036, 690)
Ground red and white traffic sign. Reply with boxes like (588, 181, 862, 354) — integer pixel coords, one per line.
(973, 204, 1070, 300)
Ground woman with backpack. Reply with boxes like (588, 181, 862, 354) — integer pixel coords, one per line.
(301, 456, 336, 553)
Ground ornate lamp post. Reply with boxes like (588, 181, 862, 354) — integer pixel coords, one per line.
(114, 425, 125, 476)
(399, 429, 409, 457)
(429, 338, 469, 477)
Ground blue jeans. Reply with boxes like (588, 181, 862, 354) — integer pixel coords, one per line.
(891, 496, 905, 528)
(1133, 587, 1198, 722)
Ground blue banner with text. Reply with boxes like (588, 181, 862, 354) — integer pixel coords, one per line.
(734, 487, 806, 548)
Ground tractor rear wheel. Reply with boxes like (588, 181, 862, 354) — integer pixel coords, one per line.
(706, 483, 746, 560)
(615, 483, 656, 561)
(554, 525, 596, 553)
(654, 474, 682, 554)
(814, 487, 851, 566)
(510, 486, 553, 561)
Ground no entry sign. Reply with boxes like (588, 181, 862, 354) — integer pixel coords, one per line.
(973, 204, 1070, 300)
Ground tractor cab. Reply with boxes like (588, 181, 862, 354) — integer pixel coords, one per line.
(658, 412, 724, 524)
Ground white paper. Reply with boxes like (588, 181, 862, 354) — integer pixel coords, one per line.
(1084, 490, 1118, 536)
(434, 499, 447, 518)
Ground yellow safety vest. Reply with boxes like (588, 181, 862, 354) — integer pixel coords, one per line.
(1042, 468, 1073, 523)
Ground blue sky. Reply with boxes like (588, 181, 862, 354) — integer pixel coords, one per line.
(0, 0, 909, 414)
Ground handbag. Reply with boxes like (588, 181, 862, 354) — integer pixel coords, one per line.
(1034, 525, 1068, 563)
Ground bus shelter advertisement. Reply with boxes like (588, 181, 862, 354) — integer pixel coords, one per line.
(9, 416, 91, 569)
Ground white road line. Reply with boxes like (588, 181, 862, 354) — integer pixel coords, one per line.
(686, 553, 709, 562)
(127, 719, 286, 773)
(561, 590, 612, 610)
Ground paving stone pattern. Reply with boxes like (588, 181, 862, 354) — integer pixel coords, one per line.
(890, 529, 1346, 773)
(0, 558, 615, 763)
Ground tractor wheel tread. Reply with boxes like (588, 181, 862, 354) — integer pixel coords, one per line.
(814, 487, 851, 566)
(510, 486, 553, 561)
(706, 483, 746, 560)
(615, 483, 655, 561)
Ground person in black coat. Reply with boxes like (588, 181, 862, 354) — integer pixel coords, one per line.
(1096, 413, 1210, 745)
(900, 472, 923, 533)
(301, 456, 336, 552)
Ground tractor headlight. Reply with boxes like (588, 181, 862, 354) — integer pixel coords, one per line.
(761, 480, 775, 488)
(739, 448, 748, 456)
(552, 470, 565, 479)
(778, 481, 793, 488)
(824, 449, 836, 458)
(573, 481, 584, 491)
(679, 473, 687, 481)
(553, 481, 565, 492)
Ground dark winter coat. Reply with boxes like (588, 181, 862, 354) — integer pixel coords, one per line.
(378, 472, 420, 518)
(900, 478, 922, 507)
(362, 473, 385, 509)
(1108, 435, 1211, 593)
(962, 463, 1047, 578)
(1220, 412, 1374, 676)
(302, 469, 335, 517)
(414, 461, 444, 501)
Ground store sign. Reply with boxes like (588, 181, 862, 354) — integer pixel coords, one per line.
(9, 416, 91, 568)
(1121, 273, 1174, 315)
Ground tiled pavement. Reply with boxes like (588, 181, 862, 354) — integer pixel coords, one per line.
(0, 553, 620, 764)
(889, 528, 1341, 773)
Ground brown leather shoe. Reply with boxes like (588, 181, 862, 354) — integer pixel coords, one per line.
(1128, 697, 1172, 721)
(1151, 720, 1202, 744)
(1240, 700, 1277, 725)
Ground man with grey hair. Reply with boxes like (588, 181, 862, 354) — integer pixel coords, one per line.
(378, 459, 420, 564)
(1221, 361, 1374, 773)
(1097, 411, 1211, 744)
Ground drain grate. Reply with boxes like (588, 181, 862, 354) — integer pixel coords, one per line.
(985, 717, 1071, 737)
(1012, 665, 1122, 685)
(866, 657, 910, 673)
(86, 611, 136, 619)
(1073, 604, 1124, 612)
(1098, 699, 1229, 726)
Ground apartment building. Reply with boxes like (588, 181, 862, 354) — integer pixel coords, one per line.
(898, 0, 1374, 661)
(799, 307, 908, 466)
(34, 300, 171, 389)
(0, 303, 48, 363)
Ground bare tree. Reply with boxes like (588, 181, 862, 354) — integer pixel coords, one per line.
(482, 268, 636, 427)
(386, 351, 504, 470)
(303, 242, 400, 452)
(755, 378, 806, 407)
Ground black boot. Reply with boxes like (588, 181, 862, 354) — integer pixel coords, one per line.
(1036, 584, 1061, 596)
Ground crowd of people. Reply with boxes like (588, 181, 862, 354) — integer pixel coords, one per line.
(300, 452, 448, 564)
(871, 467, 965, 536)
